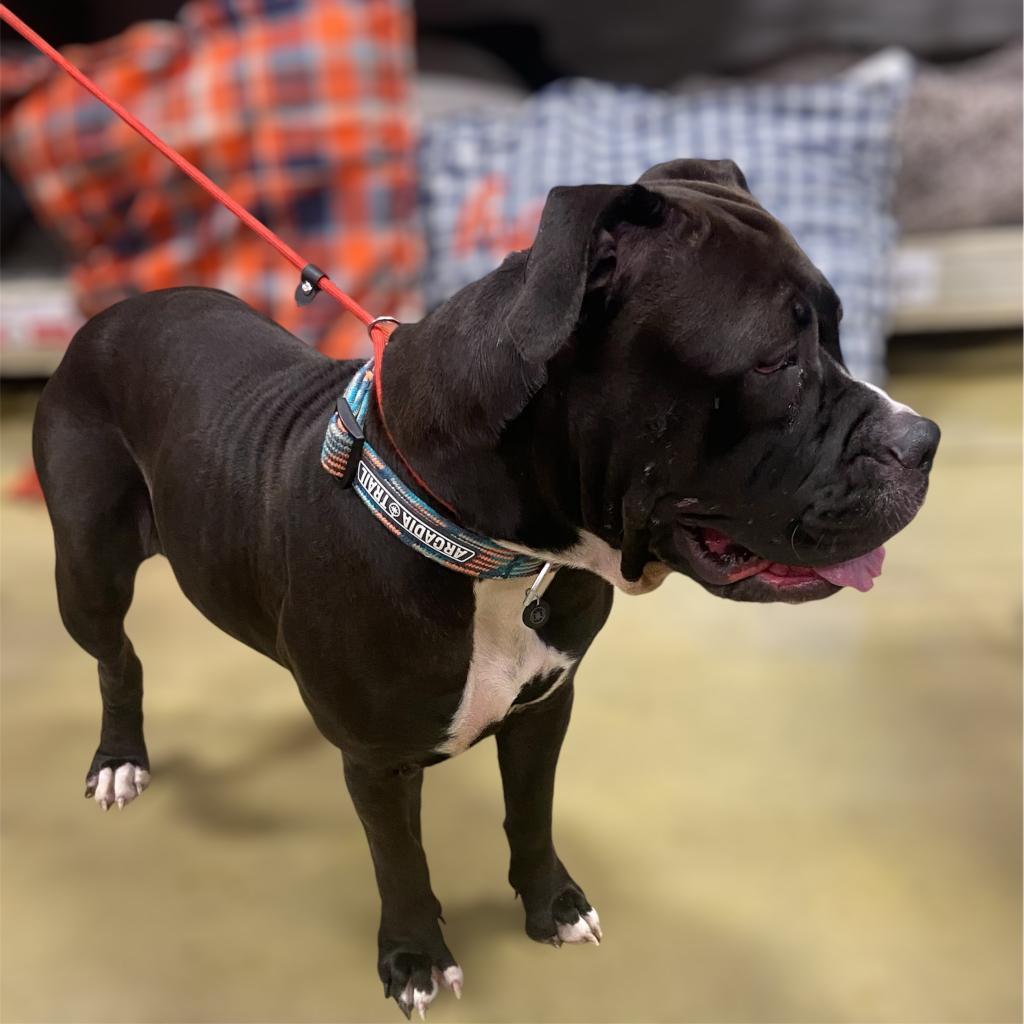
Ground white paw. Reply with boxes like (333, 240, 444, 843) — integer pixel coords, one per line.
(88, 763, 150, 810)
(556, 907, 602, 946)
(396, 965, 462, 1019)
(439, 965, 463, 1000)
(396, 975, 435, 1021)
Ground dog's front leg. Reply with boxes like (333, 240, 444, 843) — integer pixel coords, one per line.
(342, 757, 462, 1018)
(496, 680, 603, 947)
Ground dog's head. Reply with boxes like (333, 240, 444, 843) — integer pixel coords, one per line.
(489, 158, 939, 603)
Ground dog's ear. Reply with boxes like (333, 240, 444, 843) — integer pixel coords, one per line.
(503, 183, 666, 365)
(638, 158, 750, 194)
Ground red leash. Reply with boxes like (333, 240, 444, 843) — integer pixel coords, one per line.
(0, 4, 447, 503)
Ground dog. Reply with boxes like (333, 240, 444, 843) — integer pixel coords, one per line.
(33, 158, 939, 1018)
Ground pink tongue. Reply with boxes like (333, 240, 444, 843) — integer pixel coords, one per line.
(814, 546, 886, 592)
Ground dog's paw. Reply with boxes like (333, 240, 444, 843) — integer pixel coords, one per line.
(546, 889, 602, 947)
(555, 905, 602, 947)
(524, 883, 603, 948)
(85, 763, 150, 810)
(381, 950, 462, 1020)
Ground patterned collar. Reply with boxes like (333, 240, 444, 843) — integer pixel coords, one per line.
(321, 361, 546, 580)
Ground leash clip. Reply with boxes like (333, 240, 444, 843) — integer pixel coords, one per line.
(295, 263, 326, 306)
(522, 561, 554, 630)
(366, 315, 401, 337)
(334, 396, 364, 488)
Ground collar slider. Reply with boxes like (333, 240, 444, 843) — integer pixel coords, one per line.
(334, 396, 364, 489)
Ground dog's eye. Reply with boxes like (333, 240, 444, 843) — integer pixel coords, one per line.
(753, 350, 798, 375)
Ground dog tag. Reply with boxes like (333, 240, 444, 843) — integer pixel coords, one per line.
(522, 599, 550, 630)
(521, 561, 554, 630)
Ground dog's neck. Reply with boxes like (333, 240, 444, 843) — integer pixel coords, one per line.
(368, 261, 659, 587)
(369, 259, 590, 556)
(372, 355, 576, 557)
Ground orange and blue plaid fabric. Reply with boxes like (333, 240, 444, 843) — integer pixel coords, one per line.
(0, 0, 423, 358)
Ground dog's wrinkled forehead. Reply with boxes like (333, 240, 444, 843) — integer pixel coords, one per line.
(638, 158, 810, 264)
(503, 157, 842, 376)
(637, 156, 752, 194)
(634, 159, 845, 360)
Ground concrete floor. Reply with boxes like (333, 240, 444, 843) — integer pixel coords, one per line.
(1, 337, 1021, 1024)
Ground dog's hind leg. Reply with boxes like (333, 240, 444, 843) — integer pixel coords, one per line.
(33, 400, 156, 810)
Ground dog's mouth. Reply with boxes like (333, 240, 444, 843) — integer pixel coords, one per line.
(681, 526, 885, 594)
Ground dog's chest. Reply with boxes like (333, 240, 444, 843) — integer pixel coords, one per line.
(438, 576, 574, 755)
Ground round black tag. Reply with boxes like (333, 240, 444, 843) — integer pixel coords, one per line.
(522, 599, 550, 630)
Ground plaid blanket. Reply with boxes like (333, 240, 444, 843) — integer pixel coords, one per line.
(419, 52, 914, 381)
(0, 0, 422, 358)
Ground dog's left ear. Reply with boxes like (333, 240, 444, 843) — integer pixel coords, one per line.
(503, 183, 666, 365)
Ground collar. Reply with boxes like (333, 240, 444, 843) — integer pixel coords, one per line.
(321, 360, 546, 580)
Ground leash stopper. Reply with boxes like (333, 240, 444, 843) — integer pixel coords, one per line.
(295, 263, 326, 306)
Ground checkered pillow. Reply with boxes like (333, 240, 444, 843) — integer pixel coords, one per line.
(418, 52, 913, 381)
(1, 0, 421, 359)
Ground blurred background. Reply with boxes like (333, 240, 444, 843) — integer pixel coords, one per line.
(1, 1, 1021, 1021)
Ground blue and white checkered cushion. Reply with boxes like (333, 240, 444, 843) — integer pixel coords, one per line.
(418, 51, 913, 381)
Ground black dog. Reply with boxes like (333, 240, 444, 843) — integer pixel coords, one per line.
(33, 159, 938, 1018)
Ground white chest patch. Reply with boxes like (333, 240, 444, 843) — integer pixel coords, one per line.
(437, 575, 575, 755)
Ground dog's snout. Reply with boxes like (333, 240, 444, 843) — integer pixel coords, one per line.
(885, 413, 940, 472)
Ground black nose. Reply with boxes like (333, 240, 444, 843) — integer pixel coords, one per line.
(887, 414, 940, 471)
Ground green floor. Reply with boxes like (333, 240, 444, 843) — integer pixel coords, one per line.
(1, 337, 1021, 1023)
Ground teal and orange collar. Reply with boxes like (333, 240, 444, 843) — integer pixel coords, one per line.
(321, 360, 545, 580)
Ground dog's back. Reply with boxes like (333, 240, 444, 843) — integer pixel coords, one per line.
(35, 286, 344, 461)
